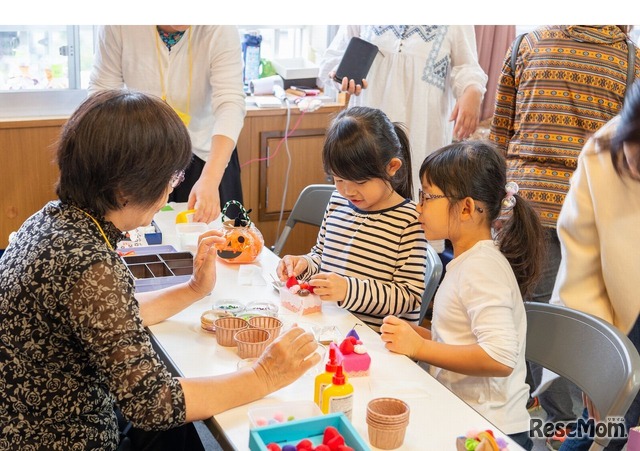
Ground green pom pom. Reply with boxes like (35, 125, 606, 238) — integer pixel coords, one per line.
(287, 415, 295, 422)
(465, 438, 479, 450)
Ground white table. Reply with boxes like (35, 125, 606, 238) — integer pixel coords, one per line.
(146, 204, 523, 450)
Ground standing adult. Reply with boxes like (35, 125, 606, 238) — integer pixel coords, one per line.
(317, 25, 488, 208)
(551, 80, 640, 451)
(489, 25, 639, 450)
(89, 25, 246, 223)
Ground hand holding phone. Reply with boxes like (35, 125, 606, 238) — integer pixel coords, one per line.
(333, 37, 379, 85)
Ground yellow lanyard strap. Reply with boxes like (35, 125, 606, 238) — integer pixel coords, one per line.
(76, 207, 114, 251)
(154, 26, 192, 124)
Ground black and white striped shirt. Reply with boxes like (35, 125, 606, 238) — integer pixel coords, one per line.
(304, 192, 428, 332)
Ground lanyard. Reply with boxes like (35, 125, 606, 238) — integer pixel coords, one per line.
(74, 206, 114, 251)
(154, 26, 192, 125)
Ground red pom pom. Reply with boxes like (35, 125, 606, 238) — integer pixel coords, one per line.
(339, 339, 354, 355)
(323, 426, 341, 444)
(266, 443, 282, 451)
(337, 446, 354, 451)
(314, 446, 330, 451)
(296, 439, 313, 450)
(286, 276, 298, 288)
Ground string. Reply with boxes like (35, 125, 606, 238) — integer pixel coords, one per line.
(240, 110, 306, 168)
(154, 26, 192, 118)
(73, 206, 114, 251)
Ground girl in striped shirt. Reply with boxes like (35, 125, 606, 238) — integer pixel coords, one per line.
(277, 106, 428, 332)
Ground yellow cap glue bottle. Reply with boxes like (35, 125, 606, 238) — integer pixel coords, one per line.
(314, 344, 339, 410)
(321, 364, 353, 420)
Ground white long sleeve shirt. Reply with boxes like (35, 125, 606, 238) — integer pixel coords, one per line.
(430, 240, 530, 434)
(88, 25, 246, 163)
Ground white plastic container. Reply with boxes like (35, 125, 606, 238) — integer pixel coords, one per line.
(175, 222, 209, 253)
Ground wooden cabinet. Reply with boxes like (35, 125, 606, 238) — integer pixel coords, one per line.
(0, 117, 65, 249)
(238, 102, 345, 256)
(0, 102, 345, 253)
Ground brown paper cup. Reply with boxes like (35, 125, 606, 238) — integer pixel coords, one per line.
(214, 317, 249, 346)
(234, 328, 271, 358)
(366, 420, 409, 450)
(248, 316, 283, 344)
(366, 397, 410, 449)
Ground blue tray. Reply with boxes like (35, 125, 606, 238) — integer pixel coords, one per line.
(249, 412, 370, 451)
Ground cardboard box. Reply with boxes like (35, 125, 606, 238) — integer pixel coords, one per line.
(249, 412, 370, 451)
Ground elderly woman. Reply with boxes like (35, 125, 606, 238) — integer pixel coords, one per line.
(0, 90, 319, 450)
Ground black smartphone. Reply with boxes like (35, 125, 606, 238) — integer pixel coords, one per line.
(333, 37, 379, 84)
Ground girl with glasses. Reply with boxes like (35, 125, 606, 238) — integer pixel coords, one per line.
(381, 140, 545, 450)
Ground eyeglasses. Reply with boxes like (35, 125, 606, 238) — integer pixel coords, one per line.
(170, 170, 185, 188)
(418, 189, 484, 213)
(418, 189, 447, 205)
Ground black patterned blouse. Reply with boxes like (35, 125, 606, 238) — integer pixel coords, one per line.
(0, 202, 186, 450)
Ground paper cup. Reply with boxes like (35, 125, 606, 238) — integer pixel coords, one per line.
(248, 316, 283, 343)
(214, 317, 249, 346)
(366, 398, 410, 449)
(234, 328, 271, 359)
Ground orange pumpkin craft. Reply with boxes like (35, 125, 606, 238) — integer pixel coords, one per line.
(216, 201, 264, 264)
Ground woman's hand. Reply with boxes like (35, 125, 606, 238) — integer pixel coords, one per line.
(450, 85, 483, 141)
(328, 71, 368, 96)
(276, 255, 309, 280)
(252, 327, 320, 392)
(187, 230, 225, 298)
(380, 315, 425, 359)
(308, 272, 347, 301)
(188, 174, 221, 223)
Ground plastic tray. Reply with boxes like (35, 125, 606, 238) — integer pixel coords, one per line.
(117, 245, 193, 292)
(249, 412, 369, 451)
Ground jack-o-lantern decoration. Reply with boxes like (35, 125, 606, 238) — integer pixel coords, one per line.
(216, 201, 264, 264)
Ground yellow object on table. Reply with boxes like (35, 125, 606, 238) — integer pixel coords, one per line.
(175, 209, 196, 224)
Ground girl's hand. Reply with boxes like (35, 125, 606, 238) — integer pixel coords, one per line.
(276, 255, 309, 281)
(188, 230, 226, 298)
(252, 327, 320, 392)
(308, 272, 348, 301)
(380, 315, 425, 359)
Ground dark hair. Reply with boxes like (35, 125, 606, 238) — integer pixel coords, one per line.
(56, 89, 192, 216)
(322, 106, 413, 199)
(610, 80, 640, 178)
(419, 141, 545, 297)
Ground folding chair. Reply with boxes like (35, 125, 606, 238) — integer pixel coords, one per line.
(418, 244, 443, 325)
(272, 184, 335, 256)
(524, 302, 640, 450)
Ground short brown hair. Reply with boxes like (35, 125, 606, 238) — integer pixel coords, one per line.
(56, 90, 192, 215)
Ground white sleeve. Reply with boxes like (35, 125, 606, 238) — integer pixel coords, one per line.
(551, 146, 613, 324)
(88, 25, 126, 94)
(316, 25, 361, 89)
(460, 257, 520, 368)
(208, 26, 246, 143)
(448, 25, 488, 99)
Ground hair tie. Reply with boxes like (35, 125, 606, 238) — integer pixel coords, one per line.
(502, 181, 519, 209)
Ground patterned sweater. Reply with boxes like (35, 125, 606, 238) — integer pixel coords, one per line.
(490, 25, 640, 228)
(303, 192, 427, 332)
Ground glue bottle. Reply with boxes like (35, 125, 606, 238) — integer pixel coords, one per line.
(314, 345, 339, 410)
(321, 364, 353, 420)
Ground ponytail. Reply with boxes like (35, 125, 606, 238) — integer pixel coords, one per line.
(496, 194, 545, 298)
(392, 123, 413, 199)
